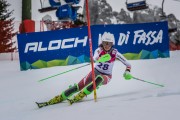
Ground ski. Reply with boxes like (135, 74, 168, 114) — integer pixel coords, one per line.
(36, 102, 49, 108)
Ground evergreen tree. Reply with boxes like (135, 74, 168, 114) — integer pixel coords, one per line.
(83, 0, 113, 25)
(0, 0, 16, 53)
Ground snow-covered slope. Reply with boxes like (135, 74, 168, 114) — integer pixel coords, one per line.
(0, 51, 180, 120)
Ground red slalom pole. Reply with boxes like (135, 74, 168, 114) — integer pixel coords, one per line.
(85, 0, 97, 101)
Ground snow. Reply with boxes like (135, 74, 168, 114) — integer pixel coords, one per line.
(0, 51, 180, 120)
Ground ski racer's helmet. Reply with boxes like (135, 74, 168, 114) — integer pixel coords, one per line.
(100, 32, 115, 51)
(101, 32, 115, 45)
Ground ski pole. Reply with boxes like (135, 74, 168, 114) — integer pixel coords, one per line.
(38, 54, 111, 82)
(38, 63, 90, 82)
(132, 76, 165, 87)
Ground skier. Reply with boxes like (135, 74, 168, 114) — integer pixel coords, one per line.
(36, 32, 132, 108)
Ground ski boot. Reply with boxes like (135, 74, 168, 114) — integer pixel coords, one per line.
(48, 83, 79, 105)
(67, 91, 86, 105)
(47, 94, 64, 105)
(36, 84, 79, 108)
(36, 95, 64, 108)
(68, 75, 104, 105)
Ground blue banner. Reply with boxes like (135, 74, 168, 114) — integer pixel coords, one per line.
(17, 21, 169, 70)
(92, 22, 169, 54)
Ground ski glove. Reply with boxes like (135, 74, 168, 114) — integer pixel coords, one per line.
(97, 54, 111, 63)
(123, 70, 132, 80)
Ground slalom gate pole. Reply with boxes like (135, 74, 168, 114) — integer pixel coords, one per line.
(85, 0, 97, 102)
(132, 76, 165, 87)
(38, 63, 90, 82)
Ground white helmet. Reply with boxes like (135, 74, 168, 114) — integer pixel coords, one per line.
(101, 32, 115, 45)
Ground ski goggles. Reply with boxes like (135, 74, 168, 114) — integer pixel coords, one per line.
(102, 41, 113, 46)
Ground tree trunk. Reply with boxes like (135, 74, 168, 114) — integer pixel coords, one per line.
(22, 0, 31, 20)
